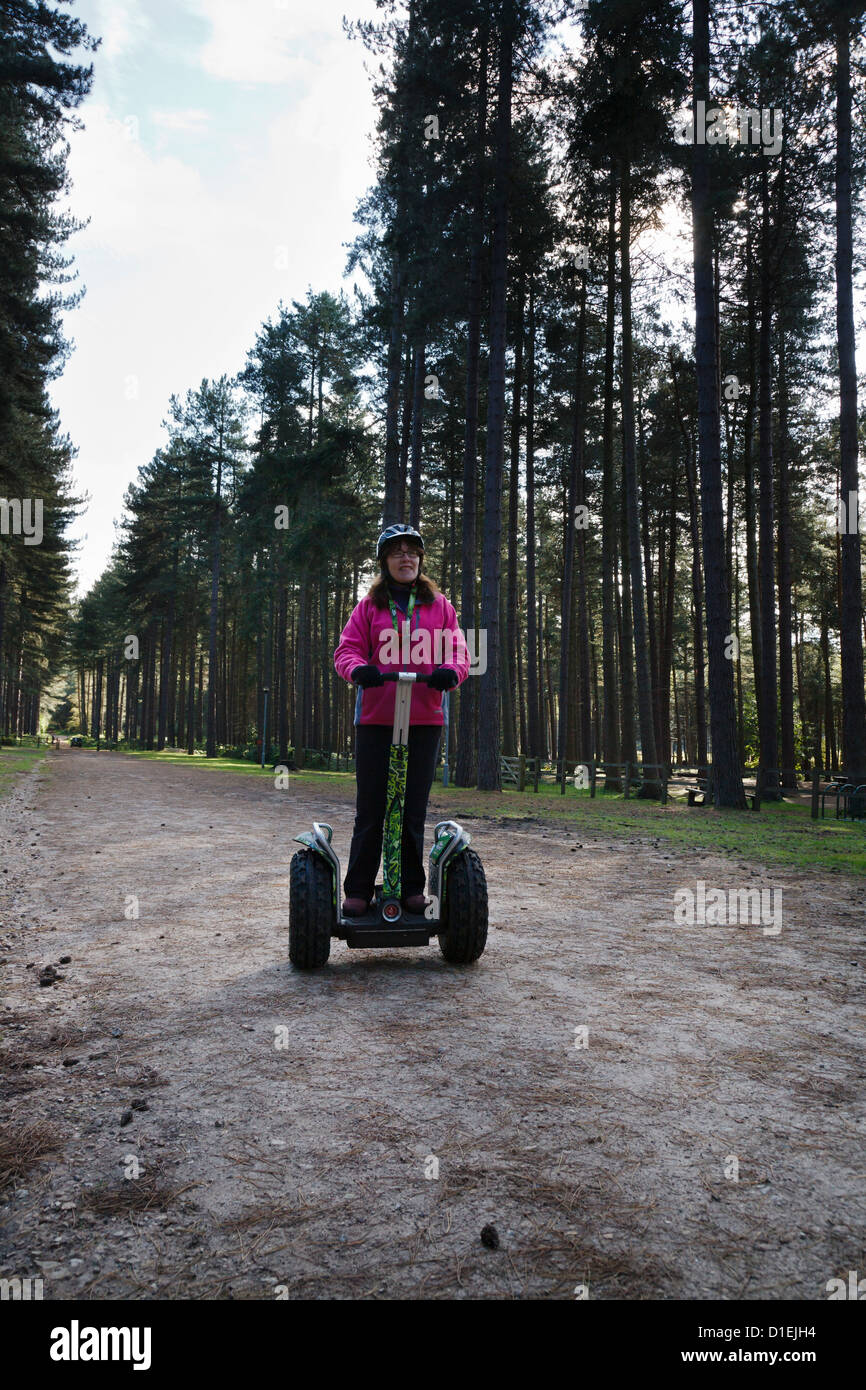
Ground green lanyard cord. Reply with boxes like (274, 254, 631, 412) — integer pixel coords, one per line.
(387, 585, 417, 634)
(386, 585, 419, 673)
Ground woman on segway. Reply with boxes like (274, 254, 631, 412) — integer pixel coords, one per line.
(333, 524, 470, 917)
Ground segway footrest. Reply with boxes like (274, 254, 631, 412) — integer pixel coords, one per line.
(337, 893, 440, 946)
(342, 922, 436, 948)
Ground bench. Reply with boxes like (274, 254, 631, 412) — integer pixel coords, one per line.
(684, 765, 711, 807)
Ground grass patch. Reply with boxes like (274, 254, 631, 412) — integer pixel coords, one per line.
(78, 1167, 201, 1214)
(118, 748, 284, 777)
(422, 781, 866, 876)
(99, 748, 866, 876)
(118, 746, 361, 786)
(0, 1121, 62, 1191)
(0, 746, 44, 799)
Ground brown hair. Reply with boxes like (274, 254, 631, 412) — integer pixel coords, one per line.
(367, 566, 442, 609)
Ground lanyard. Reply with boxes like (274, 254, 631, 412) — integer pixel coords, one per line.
(387, 586, 419, 672)
(387, 585, 417, 634)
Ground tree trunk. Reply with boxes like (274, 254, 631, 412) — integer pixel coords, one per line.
(619, 505, 636, 766)
(757, 150, 780, 796)
(777, 327, 796, 788)
(280, 574, 291, 765)
(659, 463, 677, 769)
(576, 388, 593, 762)
(206, 461, 223, 759)
(820, 601, 837, 772)
(454, 21, 487, 787)
(639, 384, 661, 760)
(158, 582, 175, 751)
(671, 353, 707, 767)
(186, 628, 196, 755)
(504, 276, 524, 758)
(620, 159, 659, 793)
(743, 181, 763, 712)
(398, 349, 413, 521)
(559, 270, 588, 784)
(601, 170, 620, 785)
(690, 0, 746, 807)
(835, 21, 866, 780)
(409, 334, 425, 529)
(525, 279, 541, 761)
(384, 263, 405, 526)
(477, 6, 513, 791)
(320, 578, 330, 752)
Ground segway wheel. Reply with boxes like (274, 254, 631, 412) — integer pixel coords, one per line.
(438, 847, 488, 964)
(289, 849, 333, 969)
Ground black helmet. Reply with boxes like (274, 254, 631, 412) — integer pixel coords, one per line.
(376, 524, 425, 563)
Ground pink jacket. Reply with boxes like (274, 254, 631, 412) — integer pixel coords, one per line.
(334, 592, 470, 725)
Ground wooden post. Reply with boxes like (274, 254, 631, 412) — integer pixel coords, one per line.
(753, 764, 763, 812)
(533, 756, 540, 793)
(624, 761, 631, 799)
(518, 753, 526, 791)
(811, 766, 820, 820)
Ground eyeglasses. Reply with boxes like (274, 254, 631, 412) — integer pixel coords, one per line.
(387, 543, 422, 556)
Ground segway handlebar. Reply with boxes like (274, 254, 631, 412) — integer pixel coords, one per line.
(381, 672, 434, 683)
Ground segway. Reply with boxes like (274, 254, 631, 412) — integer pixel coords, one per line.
(289, 672, 488, 969)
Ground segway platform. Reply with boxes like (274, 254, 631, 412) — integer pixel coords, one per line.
(338, 886, 436, 949)
(289, 672, 488, 969)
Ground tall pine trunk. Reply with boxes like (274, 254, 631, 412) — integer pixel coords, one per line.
(525, 279, 541, 759)
(455, 21, 487, 786)
(477, 6, 513, 791)
(559, 270, 589, 784)
(743, 180, 763, 719)
(671, 353, 707, 767)
(409, 333, 425, 529)
(504, 277, 523, 757)
(206, 450, 223, 759)
(601, 170, 621, 785)
(834, 21, 866, 780)
(620, 160, 659, 793)
(690, 0, 746, 807)
(777, 327, 796, 787)
(757, 151, 780, 796)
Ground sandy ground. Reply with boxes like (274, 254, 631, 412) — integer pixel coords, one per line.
(0, 746, 864, 1301)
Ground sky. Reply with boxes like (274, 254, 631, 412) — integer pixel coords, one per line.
(49, 0, 385, 595)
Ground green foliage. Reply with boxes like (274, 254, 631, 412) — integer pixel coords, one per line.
(0, 0, 95, 735)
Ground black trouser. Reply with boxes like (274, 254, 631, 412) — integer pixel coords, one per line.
(344, 723, 442, 901)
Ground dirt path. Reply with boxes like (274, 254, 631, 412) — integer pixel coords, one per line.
(1, 747, 863, 1300)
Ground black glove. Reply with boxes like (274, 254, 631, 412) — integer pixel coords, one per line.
(351, 664, 385, 688)
(428, 667, 459, 691)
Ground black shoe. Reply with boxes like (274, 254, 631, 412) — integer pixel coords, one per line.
(342, 896, 372, 916)
(401, 894, 428, 914)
